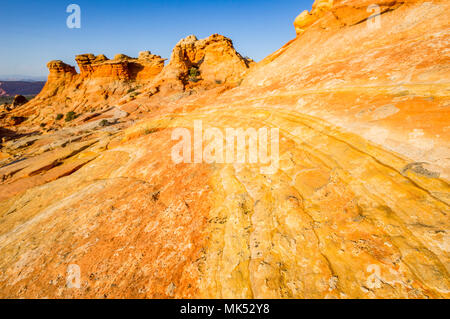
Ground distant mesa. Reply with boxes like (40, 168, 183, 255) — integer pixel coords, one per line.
(0, 81, 45, 97)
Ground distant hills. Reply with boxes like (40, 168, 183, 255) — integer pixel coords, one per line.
(0, 81, 45, 97)
(0, 75, 47, 81)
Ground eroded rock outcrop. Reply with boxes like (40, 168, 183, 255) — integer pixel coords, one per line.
(7, 52, 165, 123)
(294, 0, 415, 35)
(149, 34, 253, 95)
(9, 95, 28, 109)
(294, 0, 334, 34)
(74, 52, 165, 81)
(5, 34, 252, 125)
(47, 60, 77, 79)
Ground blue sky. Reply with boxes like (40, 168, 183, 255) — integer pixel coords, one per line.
(0, 0, 311, 78)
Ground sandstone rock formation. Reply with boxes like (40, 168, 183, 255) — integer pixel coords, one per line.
(5, 53, 163, 125)
(74, 52, 165, 81)
(0, 0, 448, 299)
(294, 0, 413, 35)
(145, 34, 253, 96)
(11, 95, 28, 108)
(4, 34, 251, 126)
(294, 0, 334, 34)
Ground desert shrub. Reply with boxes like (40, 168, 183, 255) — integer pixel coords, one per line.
(189, 67, 199, 77)
(188, 67, 200, 82)
(10, 116, 27, 125)
(0, 96, 13, 104)
(215, 80, 223, 84)
(99, 119, 110, 127)
(65, 111, 76, 122)
(56, 113, 63, 121)
(40, 123, 46, 128)
(144, 128, 158, 135)
(393, 90, 409, 97)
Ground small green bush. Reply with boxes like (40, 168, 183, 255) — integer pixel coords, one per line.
(65, 111, 77, 122)
(56, 113, 63, 121)
(189, 67, 199, 77)
(144, 128, 158, 135)
(99, 119, 110, 127)
(188, 67, 200, 82)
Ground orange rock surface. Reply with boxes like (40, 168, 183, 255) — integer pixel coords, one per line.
(0, 0, 449, 298)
